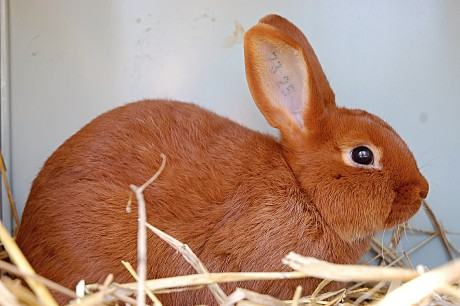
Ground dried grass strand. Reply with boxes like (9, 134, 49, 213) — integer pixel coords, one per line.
(423, 201, 458, 258)
(0, 152, 20, 232)
(370, 239, 401, 267)
(353, 281, 386, 305)
(283, 253, 418, 282)
(67, 287, 117, 306)
(324, 288, 347, 306)
(113, 253, 420, 294)
(118, 270, 306, 292)
(223, 288, 284, 306)
(386, 233, 437, 267)
(121, 260, 163, 306)
(129, 153, 166, 306)
(291, 286, 302, 306)
(145, 221, 228, 304)
(376, 257, 460, 306)
(1, 278, 41, 306)
(0, 279, 21, 306)
(437, 284, 460, 301)
(0, 260, 77, 298)
(0, 222, 58, 306)
(311, 279, 332, 299)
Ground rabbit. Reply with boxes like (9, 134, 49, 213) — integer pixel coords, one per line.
(16, 14, 428, 305)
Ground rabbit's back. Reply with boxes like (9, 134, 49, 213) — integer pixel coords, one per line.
(16, 99, 295, 302)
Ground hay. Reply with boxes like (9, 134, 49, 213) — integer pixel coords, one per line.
(0, 153, 20, 234)
(1, 153, 459, 306)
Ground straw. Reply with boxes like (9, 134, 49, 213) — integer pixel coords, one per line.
(0, 222, 58, 306)
(145, 221, 228, 304)
(0, 152, 20, 232)
(377, 258, 460, 306)
(129, 153, 166, 306)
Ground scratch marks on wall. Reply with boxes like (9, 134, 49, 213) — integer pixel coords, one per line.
(224, 21, 244, 48)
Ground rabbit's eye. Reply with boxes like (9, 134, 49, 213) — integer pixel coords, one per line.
(351, 146, 374, 165)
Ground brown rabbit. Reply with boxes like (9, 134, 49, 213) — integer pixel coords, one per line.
(16, 14, 428, 305)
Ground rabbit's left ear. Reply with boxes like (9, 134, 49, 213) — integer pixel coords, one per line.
(244, 15, 335, 138)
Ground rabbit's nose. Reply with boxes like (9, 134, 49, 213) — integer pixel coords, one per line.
(417, 175, 429, 199)
(419, 189, 428, 199)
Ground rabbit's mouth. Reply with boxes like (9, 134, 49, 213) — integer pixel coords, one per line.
(384, 172, 429, 228)
(384, 196, 424, 228)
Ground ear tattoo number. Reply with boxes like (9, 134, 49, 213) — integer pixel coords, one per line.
(267, 51, 296, 97)
(277, 75, 289, 86)
(281, 84, 295, 96)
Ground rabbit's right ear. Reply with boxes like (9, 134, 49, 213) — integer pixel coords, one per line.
(244, 15, 335, 140)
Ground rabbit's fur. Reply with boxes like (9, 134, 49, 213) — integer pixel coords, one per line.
(16, 15, 428, 305)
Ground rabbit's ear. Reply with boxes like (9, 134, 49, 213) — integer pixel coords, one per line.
(244, 15, 335, 137)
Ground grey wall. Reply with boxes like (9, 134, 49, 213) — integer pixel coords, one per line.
(8, 1, 460, 266)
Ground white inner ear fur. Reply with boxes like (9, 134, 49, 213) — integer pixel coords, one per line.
(255, 39, 309, 128)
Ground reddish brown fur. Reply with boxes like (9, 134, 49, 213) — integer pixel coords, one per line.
(16, 15, 428, 305)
